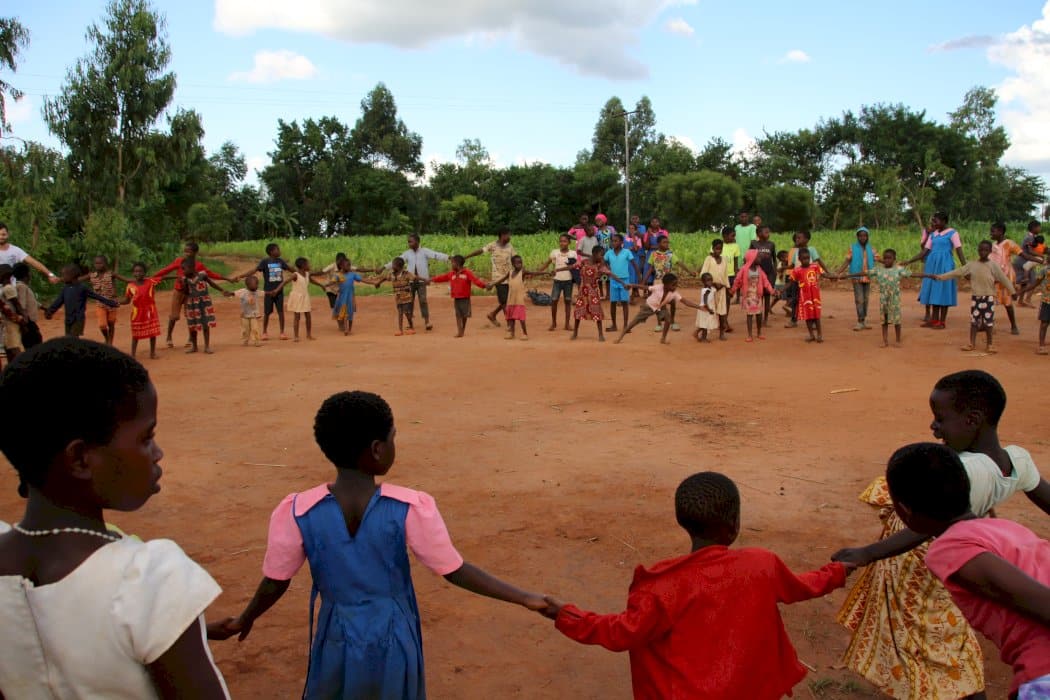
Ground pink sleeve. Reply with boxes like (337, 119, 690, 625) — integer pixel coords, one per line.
(404, 492, 464, 576)
(950, 231, 962, 249)
(924, 235, 934, 251)
(261, 494, 307, 580)
(924, 528, 986, 583)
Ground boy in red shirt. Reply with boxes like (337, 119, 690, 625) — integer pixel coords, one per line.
(544, 472, 851, 699)
(430, 255, 490, 338)
(886, 443, 1050, 699)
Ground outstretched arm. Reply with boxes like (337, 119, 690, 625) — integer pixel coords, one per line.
(443, 562, 546, 612)
(951, 553, 1050, 628)
(210, 577, 291, 642)
(545, 590, 669, 652)
(774, 559, 850, 604)
(23, 255, 59, 283)
(85, 289, 120, 308)
(832, 528, 930, 566)
(462, 248, 485, 260)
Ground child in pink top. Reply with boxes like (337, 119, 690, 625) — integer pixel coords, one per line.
(730, 249, 776, 342)
(213, 391, 552, 699)
(615, 273, 703, 346)
(885, 442, 1050, 699)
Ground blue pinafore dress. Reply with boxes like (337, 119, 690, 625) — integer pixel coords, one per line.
(295, 489, 425, 700)
(918, 230, 959, 307)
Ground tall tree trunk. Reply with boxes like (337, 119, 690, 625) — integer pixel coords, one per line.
(116, 141, 125, 204)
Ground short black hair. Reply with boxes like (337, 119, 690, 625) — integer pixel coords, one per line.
(0, 338, 150, 497)
(336, 252, 347, 260)
(711, 239, 724, 249)
(883, 248, 897, 258)
(934, 210, 950, 224)
(314, 391, 394, 469)
(978, 239, 992, 250)
(700, 272, 713, 281)
(611, 233, 623, 242)
(294, 257, 308, 269)
(61, 263, 80, 277)
(0, 221, 6, 230)
(266, 243, 279, 255)
(796, 229, 812, 241)
(886, 443, 970, 521)
(392, 256, 405, 266)
(1029, 220, 1041, 232)
(407, 234, 420, 243)
(1036, 235, 1046, 245)
(657, 235, 668, 245)
(934, 370, 1006, 426)
(591, 246, 605, 257)
(663, 273, 678, 286)
(451, 254, 465, 266)
(991, 221, 1006, 234)
(497, 226, 511, 237)
(12, 262, 29, 282)
(185, 242, 200, 253)
(675, 472, 740, 538)
(511, 254, 522, 263)
(0, 264, 12, 281)
(721, 226, 734, 236)
(132, 261, 147, 272)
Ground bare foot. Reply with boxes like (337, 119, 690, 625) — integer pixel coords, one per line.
(614, 337, 623, 344)
(881, 342, 889, 348)
(570, 333, 578, 340)
(548, 324, 557, 331)
(204, 348, 214, 354)
(307, 335, 317, 340)
(606, 326, 618, 332)
(149, 353, 160, 359)
(185, 347, 198, 354)
(660, 339, 670, 345)
(598, 336, 606, 342)
(454, 332, 464, 338)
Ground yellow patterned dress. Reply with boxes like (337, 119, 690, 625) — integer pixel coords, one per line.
(837, 477, 984, 699)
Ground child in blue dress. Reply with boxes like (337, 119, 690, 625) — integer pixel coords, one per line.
(331, 257, 366, 335)
(217, 391, 550, 699)
(905, 211, 967, 329)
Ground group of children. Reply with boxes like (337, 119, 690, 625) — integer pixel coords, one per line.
(0, 340, 1046, 699)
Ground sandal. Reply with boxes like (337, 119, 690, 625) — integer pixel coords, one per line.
(745, 337, 754, 343)
(960, 344, 974, 352)
(279, 334, 290, 340)
(1037, 347, 1049, 355)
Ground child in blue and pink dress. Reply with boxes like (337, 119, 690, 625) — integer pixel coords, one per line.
(218, 391, 550, 699)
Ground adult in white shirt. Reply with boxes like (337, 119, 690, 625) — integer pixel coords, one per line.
(384, 234, 450, 331)
(0, 222, 59, 284)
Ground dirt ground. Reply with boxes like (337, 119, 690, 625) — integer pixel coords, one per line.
(2, 282, 1048, 699)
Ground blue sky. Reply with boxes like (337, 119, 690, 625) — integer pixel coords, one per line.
(5, 1, 1050, 184)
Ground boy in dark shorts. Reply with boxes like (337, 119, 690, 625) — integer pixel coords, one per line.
(45, 264, 119, 338)
(238, 243, 292, 340)
(430, 256, 490, 338)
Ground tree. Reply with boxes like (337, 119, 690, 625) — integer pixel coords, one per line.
(79, 207, 139, 265)
(590, 96, 657, 169)
(755, 185, 814, 232)
(351, 83, 423, 176)
(655, 171, 742, 232)
(44, 0, 177, 208)
(208, 141, 248, 195)
(0, 17, 29, 135)
(187, 198, 234, 241)
(456, 138, 490, 167)
(439, 194, 488, 235)
(949, 86, 1009, 166)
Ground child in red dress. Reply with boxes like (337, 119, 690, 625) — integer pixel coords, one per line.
(120, 262, 174, 359)
(544, 472, 852, 699)
(790, 247, 833, 343)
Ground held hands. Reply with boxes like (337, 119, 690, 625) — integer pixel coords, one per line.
(540, 595, 565, 620)
(223, 291, 234, 298)
(831, 546, 872, 569)
(207, 616, 254, 642)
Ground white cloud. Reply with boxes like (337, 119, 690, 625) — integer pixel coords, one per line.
(780, 49, 811, 64)
(5, 95, 33, 127)
(214, 0, 697, 80)
(665, 18, 694, 38)
(928, 34, 998, 52)
(731, 128, 756, 158)
(987, 1, 1050, 171)
(229, 50, 318, 83)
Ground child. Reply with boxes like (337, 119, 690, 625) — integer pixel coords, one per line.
(615, 273, 702, 345)
(1035, 261, 1050, 354)
(645, 235, 693, 332)
(1013, 220, 1042, 304)
(692, 273, 720, 343)
(730, 249, 775, 342)
(245, 243, 293, 340)
(700, 238, 731, 340)
(79, 255, 124, 345)
(842, 249, 930, 348)
(45, 264, 119, 338)
(270, 257, 325, 342)
(785, 230, 830, 328)
(544, 472, 850, 699)
(721, 226, 741, 298)
(884, 443, 1050, 699)
(491, 255, 540, 341)
(603, 233, 639, 332)
(463, 227, 515, 327)
(834, 227, 878, 331)
(11, 263, 41, 349)
(0, 265, 25, 361)
(559, 247, 617, 342)
(215, 391, 549, 698)
(936, 240, 1014, 353)
(233, 274, 264, 347)
(988, 222, 1025, 335)
(321, 252, 347, 309)
(532, 234, 576, 331)
(374, 257, 419, 336)
(181, 258, 232, 354)
(430, 255, 489, 338)
(330, 258, 366, 336)
(834, 369, 1050, 700)
(152, 242, 231, 349)
(789, 248, 832, 343)
(769, 249, 790, 314)
(627, 223, 647, 302)
(0, 338, 231, 698)
(750, 225, 777, 322)
(120, 262, 171, 359)
(1021, 234, 1047, 307)
(905, 211, 967, 330)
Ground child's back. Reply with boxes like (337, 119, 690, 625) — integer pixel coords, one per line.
(550, 473, 847, 700)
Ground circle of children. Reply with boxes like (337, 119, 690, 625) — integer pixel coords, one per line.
(0, 337, 1048, 699)
(1, 212, 1049, 359)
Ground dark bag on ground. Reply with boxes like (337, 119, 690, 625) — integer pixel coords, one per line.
(527, 289, 552, 306)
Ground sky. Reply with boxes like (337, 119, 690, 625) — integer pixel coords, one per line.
(5, 0, 1050, 188)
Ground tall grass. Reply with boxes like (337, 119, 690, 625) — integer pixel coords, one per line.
(203, 225, 1010, 297)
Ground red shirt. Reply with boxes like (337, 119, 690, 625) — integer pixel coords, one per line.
(555, 546, 846, 700)
(153, 257, 222, 292)
(430, 269, 486, 299)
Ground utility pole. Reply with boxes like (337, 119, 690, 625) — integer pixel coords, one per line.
(615, 110, 639, 235)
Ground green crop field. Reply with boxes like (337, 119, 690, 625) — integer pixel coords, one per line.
(203, 225, 1014, 297)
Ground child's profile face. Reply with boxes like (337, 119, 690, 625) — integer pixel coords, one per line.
(665, 280, 678, 292)
(753, 216, 763, 227)
(929, 389, 978, 452)
(88, 383, 164, 512)
(363, 426, 397, 476)
(182, 245, 196, 258)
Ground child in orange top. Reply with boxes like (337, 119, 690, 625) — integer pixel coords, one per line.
(790, 248, 834, 343)
(544, 472, 850, 700)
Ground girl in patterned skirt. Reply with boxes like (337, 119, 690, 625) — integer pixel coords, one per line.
(181, 258, 232, 354)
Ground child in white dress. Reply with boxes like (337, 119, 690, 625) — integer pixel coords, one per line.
(693, 273, 721, 342)
(0, 338, 230, 699)
(272, 257, 326, 342)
